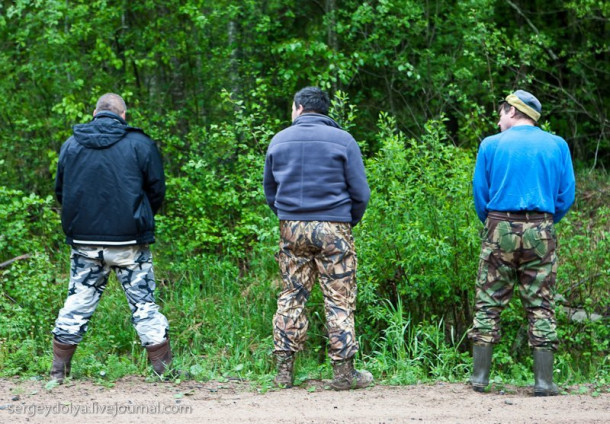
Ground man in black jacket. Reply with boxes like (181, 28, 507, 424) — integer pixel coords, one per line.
(50, 93, 172, 382)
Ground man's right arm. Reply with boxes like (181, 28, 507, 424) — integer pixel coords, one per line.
(553, 144, 576, 223)
(144, 141, 165, 214)
(345, 140, 370, 226)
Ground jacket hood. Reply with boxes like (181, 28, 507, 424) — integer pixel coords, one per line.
(73, 111, 128, 149)
(292, 113, 342, 129)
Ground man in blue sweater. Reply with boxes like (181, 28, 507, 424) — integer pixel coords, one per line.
(469, 90, 575, 396)
(263, 87, 372, 390)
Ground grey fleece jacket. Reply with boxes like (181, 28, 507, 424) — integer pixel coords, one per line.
(263, 113, 370, 226)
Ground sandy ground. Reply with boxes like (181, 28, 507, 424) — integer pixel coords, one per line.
(0, 377, 608, 424)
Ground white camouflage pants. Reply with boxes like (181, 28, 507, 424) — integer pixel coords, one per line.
(52, 245, 169, 346)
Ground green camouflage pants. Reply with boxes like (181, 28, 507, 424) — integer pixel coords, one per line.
(468, 212, 559, 350)
(273, 221, 359, 361)
(52, 245, 169, 346)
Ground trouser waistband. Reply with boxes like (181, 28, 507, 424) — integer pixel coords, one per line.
(488, 211, 553, 221)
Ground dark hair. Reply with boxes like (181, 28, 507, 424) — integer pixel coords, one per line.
(293, 86, 330, 115)
(498, 101, 533, 122)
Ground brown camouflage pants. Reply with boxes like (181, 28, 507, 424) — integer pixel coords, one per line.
(468, 211, 559, 350)
(273, 220, 359, 361)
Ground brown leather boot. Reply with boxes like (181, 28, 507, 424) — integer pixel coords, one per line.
(273, 351, 295, 388)
(330, 358, 373, 390)
(146, 339, 172, 376)
(50, 339, 77, 384)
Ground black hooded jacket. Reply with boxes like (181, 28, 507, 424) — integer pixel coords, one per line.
(55, 111, 165, 246)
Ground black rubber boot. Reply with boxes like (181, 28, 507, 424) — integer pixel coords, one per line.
(330, 359, 373, 391)
(273, 351, 295, 388)
(470, 343, 493, 392)
(50, 339, 77, 384)
(533, 348, 559, 396)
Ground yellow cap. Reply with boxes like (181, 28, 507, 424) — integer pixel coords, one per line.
(505, 90, 541, 122)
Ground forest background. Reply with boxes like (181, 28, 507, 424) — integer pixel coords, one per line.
(0, 0, 608, 392)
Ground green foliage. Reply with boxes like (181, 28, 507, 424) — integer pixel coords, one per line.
(155, 89, 279, 262)
(155, 253, 277, 381)
(0, 187, 63, 261)
(1, 1, 607, 198)
(552, 172, 610, 380)
(356, 114, 478, 350)
(0, 253, 64, 374)
(366, 298, 470, 384)
(0, 188, 64, 375)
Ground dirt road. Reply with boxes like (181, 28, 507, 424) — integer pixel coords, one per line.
(1, 377, 608, 423)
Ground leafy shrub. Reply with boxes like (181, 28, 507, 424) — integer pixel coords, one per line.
(554, 198, 609, 379)
(0, 186, 63, 262)
(356, 114, 479, 353)
(155, 90, 279, 267)
(0, 188, 65, 374)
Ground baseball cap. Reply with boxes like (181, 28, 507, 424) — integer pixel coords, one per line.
(505, 90, 542, 122)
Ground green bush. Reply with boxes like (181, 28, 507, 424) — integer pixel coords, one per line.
(356, 114, 478, 353)
(0, 186, 63, 262)
(554, 197, 609, 380)
(155, 90, 279, 265)
(0, 188, 65, 374)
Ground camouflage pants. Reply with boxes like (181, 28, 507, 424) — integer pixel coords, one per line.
(52, 245, 169, 346)
(273, 221, 359, 361)
(468, 212, 559, 350)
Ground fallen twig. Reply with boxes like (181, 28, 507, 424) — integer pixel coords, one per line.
(0, 254, 32, 269)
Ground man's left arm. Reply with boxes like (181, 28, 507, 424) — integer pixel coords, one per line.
(263, 152, 278, 215)
(472, 144, 490, 223)
(54, 142, 68, 205)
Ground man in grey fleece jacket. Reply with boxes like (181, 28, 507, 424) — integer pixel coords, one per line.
(263, 86, 372, 390)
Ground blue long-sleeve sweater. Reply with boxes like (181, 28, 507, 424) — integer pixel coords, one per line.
(263, 113, 370, 226)
(473, 125, 575, 223)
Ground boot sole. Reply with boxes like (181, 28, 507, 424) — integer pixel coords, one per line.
(274, 383, 293, 389)
(331, 384, 370, 391)
(274, 378, 293, 389)
(534, 391, 559, 397)
(330, 379, 374, 391)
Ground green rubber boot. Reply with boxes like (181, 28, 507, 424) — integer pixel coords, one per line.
(470, 343, 493, 393)
(533, 348, 559, 396)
